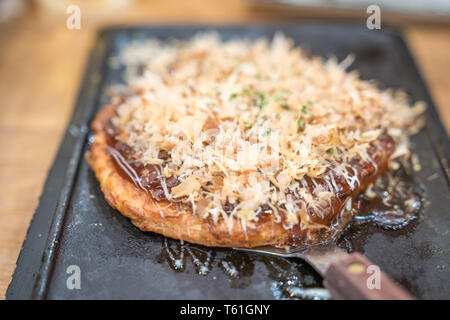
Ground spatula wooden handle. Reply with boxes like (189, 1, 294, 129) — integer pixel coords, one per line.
(323, 252, 415, 300)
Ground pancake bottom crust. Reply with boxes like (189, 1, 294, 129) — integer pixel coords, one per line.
(88, 104, 393, 248)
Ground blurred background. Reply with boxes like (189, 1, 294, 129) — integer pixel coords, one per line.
(0, 0, 449, 299)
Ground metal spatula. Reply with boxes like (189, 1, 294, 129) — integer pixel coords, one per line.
(234, 244, 415, 300)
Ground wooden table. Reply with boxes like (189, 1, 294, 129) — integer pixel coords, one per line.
(0, 0, 449, 299)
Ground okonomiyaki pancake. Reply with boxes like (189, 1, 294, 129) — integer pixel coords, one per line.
(88, 33, 424, 248)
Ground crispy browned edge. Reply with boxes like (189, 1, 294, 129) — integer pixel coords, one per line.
(87, 103, 390, 248)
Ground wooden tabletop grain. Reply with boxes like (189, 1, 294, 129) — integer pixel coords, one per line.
(0, 0, 449, 299)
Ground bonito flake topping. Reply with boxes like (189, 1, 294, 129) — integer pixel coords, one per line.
(110, 32, 425, 232)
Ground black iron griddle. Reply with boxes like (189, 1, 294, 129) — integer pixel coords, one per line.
(6, 24, 450, 300)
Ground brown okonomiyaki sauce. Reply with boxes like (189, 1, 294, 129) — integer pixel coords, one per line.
(336, 161, 423, 253)
(102, 117, 421, 247)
